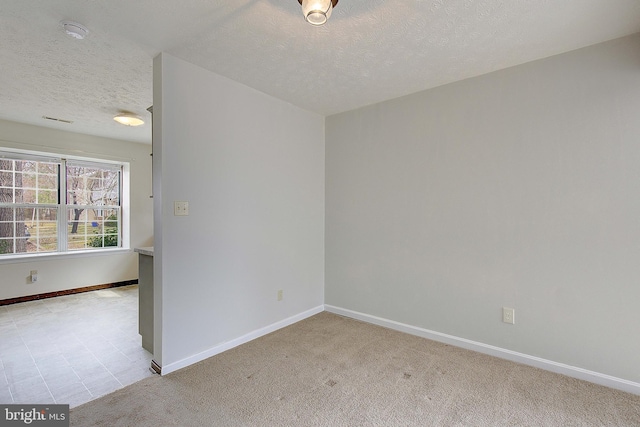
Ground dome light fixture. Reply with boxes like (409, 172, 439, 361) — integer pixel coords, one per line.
(114, 113, 144, 127)
(60, 21, 89, 39)
(298, 0, 338, 26)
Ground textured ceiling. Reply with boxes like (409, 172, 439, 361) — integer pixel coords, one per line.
(1, 0, 640, 144)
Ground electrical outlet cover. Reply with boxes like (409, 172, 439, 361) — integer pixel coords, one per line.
(174, 201, 189, 216)
(502, 307, 515, 324)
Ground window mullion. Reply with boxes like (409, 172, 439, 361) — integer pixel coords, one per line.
(58, 161, 67, 252)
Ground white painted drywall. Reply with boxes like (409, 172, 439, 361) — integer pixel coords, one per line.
(325, 34, 640, 384)
(0, 119, 153, 300)
(153, 53, 324, 368)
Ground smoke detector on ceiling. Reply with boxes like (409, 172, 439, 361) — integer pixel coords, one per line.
(61, 21, 89, 39)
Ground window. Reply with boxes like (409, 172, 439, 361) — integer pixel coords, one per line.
(0, 150, 127, 257)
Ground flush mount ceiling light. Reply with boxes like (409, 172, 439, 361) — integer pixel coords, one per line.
(114, 113, 144, 127)
(298, 0, 338, 26)
(60, 20, 89, 39)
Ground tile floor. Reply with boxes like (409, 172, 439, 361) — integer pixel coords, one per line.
(0, 285, 154, 408)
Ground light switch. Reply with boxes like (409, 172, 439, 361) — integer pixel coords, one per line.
(174, 201, 189, 216)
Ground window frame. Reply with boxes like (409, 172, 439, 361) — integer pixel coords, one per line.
(0, 148, 130, 261)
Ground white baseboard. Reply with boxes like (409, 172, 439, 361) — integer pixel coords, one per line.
(161, 305, 324, 375)
(324, 305, 640, 396)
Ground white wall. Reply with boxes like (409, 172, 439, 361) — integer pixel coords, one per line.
(153, 53, 325, 369)
(325, 34, 640, 384)
(0, 119, 153, 300)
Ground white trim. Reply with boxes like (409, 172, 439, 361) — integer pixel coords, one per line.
(0, 141, 136, 163)
(0, 248, 132, 264)
(324, 305, 640, 396)
(160, 305, 325, 375)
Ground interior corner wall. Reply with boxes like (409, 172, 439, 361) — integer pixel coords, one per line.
(325, 33, 640, 384)
(0, 119, 153, 300)
(153, 53, 325, 368)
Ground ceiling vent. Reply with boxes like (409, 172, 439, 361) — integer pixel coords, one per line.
(42, 116, 73, 124)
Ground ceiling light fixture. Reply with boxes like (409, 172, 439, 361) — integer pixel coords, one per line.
(60, 21, 89, 39)
(298, 0, 338, 26)
(114, 113, 144, 127)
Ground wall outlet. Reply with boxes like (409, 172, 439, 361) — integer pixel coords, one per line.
(30, 270, 38, 283)
(174, 201, 189, 216)
(277, 290, 283, 301)
(502, 307, 515, 324)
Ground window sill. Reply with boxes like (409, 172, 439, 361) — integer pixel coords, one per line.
(0, 248, 132, 264)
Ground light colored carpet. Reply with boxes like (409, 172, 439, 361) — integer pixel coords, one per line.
(71, 312, 640, 426)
